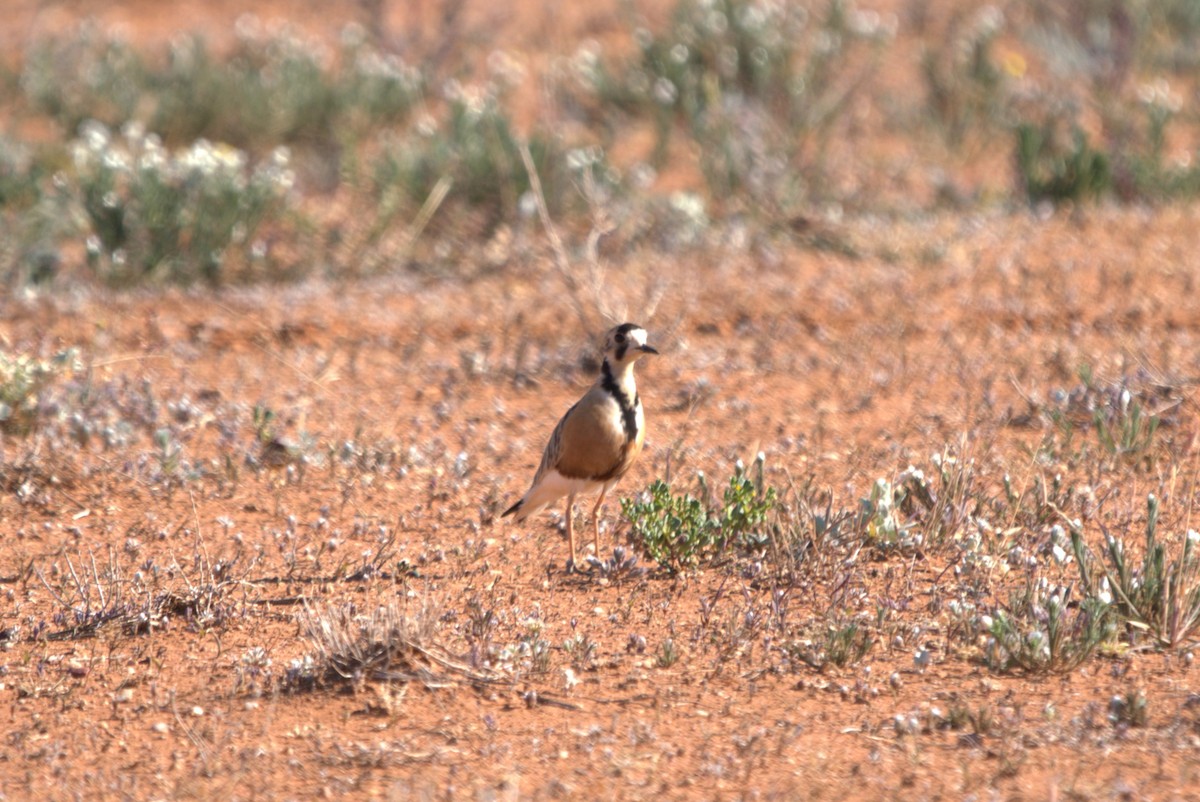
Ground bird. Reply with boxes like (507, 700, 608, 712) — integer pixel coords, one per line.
(502, 323, 658, 570)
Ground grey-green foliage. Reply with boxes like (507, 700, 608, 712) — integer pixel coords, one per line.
(0, 350, 77, 435)
(981, 579, 1114, 674)
(70, 122, 296, 286)
(920, 7, 1009, 147)
(21, 26, 423, 151)
(570, 0, 891, 210)
(1015, 120, 1111, 204)
(372, 91, 617, 234)
(1073, 494, 1200, 648)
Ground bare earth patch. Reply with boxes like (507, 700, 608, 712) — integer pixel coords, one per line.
(2, 208, 1200, 799)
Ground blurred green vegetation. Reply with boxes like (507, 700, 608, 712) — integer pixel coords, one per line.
(4, 0, 1200, 288)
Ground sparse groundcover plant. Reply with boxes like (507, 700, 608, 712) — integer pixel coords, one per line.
(1037, 366, 1167, 470)
(1090, 384, 1161, 465)
(1117, 80, 1200, 200)
(622, 457, 776, 572)
(656, 636, 680, 667)
(236, 646, 274, 696)
(494, 618, 553, 677)
(70, 121, 298, 285)
(754, 475, 856, 582)
(1072, 494, 1200, 649)
(857, 475, 923, 553)
(892, 444, 989, 549)
(295, 600, 502, 691)
(920, 6, 1011, 147)
(996, 469, 1076, 531)
(32, 546, 236, 641)
(782, 614, 876, 671)
(1014, 117, 1111, 205)
(0, 349, 78, 436)
(562, 632, 599, 669)
(0, 136, 47, 211)
(1108, 688, 1150, 728)
(585, 545, 650, 579)
(979, 576, 1114, 674)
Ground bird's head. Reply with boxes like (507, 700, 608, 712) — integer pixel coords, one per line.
(603, 323, 658, 366)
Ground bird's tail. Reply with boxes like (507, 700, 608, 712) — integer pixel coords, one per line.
(501, 472, 574, 523)
(500, 490, 554, 523)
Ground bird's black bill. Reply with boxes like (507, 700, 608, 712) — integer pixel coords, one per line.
(640, 344, 659, 354)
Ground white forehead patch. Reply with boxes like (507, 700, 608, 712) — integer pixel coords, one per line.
(628, 328, 648, 347)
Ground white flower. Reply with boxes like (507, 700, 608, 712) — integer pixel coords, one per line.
(652, 77, 678, 106)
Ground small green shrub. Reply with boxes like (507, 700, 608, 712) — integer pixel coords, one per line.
(21, 26, 146, 135)
(623, 478, 719, 571)
(0, 137, 68, 286)
(717, 460, 778, 548)
(622, 458, 777, 572)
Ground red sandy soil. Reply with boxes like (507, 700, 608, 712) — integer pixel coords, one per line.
(3, 2, 1200, 800)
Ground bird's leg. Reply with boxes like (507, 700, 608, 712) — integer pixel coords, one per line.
(590, 486, 609, 559)
(565, 493, 577, 571)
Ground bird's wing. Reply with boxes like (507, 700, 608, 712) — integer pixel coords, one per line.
(541, 387, 627, 481)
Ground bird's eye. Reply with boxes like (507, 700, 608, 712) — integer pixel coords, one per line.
(615, 332, 626, 344)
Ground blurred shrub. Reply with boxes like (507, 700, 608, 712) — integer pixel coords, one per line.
(372, 86, 617, 232)
(566, 0, 893, 213)
(1014, 118, 1110, 205)
(71, 121, 298, 286)
(21, 23, 423, 151)
(920, 6, 1010, 147)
